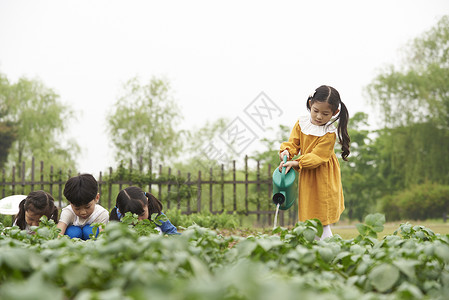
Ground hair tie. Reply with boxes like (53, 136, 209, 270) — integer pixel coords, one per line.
(115, 206, 122, 219)
(308, 90, 316, 99)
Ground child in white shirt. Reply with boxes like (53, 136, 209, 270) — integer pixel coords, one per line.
(57, 174, 109, 240)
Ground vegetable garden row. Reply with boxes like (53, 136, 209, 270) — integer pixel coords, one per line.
(0, 213, 448, 299)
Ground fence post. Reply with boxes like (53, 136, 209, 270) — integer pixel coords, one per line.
(31, 157, 35, 192)
(197, 170, 201, 213)
(21, 161, 25, 195)
(167, 167, 171, 209)
(245, 155, 248, 214)
(108, 167, 113, 210)
(49, 166, 54, 200)
(12, 166, 16, 195)
(187, 172, 191, 214)
(221, 164, 224, 212)
(256, 160, 260, 224)
(1, 168, 5, 198)
(148, 159, 152, 193)
(177, 170, 181, 210)
(209, 167, 213, 213)
(40, 161, 44, 191)
(233, 161, 236, 211)
(99, 171, 103, 207)
(158, 164, 162, 201)
(58, 169, 63, 207)
(267, 164, 272, 226)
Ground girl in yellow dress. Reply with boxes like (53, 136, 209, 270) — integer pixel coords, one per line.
(279, 85, 350, 240)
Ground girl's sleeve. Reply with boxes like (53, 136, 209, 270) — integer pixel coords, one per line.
(279, 120, 301, 158)
(296, 133, 336, 170)
(158, 213, 180, 234)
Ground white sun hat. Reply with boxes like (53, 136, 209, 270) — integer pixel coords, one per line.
(0, 195, 27, 215)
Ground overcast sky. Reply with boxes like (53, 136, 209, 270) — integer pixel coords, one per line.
(0, 0, 447, 173)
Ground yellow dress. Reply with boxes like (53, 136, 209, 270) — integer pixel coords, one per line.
(280, 116, 344, 225)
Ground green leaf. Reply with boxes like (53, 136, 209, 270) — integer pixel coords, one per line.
(364, 213, 385, 232)
(0, 274, 64, 300)
(318, 247, 334, 263)
(2, 248, 33, 272)
(355, 223, 370, 236)
(434, 244, 449, 263)
(303, 228, 316, 243)
(257, 239, 283, 252)
(63, 264, 89, 289)
(153, 213, 169, 226)
(349, 244, 366, 255)
(306, 219, 323, 237)
(392, 259, 418, 280)
(368, 263, 400, 292)
(396, 282, 423, 299)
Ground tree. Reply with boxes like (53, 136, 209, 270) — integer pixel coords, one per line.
(339, 112, 382, 221)
(0, 120, 15, 168)
(366, 15, 449, 188)
(174, 117, 238, 172)
(106, 77, 182, 166)
(0, 74, 16, 168)
(251, 124, 291, 170)
(0, 74, 79, 173)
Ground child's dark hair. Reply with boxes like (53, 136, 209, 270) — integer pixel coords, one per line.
(110, 186, 163, 221)
(15, 190, 59, 230)
(306, 85, 350, 161)
(63, 174, 98, 206)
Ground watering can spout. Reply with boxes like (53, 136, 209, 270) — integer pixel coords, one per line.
(272, 191, 285, 205)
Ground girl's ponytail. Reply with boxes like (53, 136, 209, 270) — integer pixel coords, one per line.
(15, 199, 27, 230)
(50, 206, 59, 223)
(145, 192, 163, 216)
(109, 207, 120, 221)
(337, 101, 350, 161)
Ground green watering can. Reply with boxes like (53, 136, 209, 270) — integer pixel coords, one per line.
(272, 155, 298, 210)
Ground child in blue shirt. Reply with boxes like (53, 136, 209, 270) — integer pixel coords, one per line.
(109, 186, 179, 234)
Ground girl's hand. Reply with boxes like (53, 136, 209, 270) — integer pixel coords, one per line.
(278, 160, 299, 174)
(279, 150, 289, 161)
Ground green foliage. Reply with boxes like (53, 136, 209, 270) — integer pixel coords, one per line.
(340, 112, 382, 221)
(177, 117, 239, 171)
(110, 212, 161, 236)
(0, 73, 79, 172)
(393, 222, 437, 241)
(167, 208, 239, 229)
(379, 183, 449, 221)
(353, 213, 385, 245)
(0, 74, 17, 168)
(106, 76, 183, 166)
(0, 214, 449, 299)
(251, 124, 291, 170)
(0, 216, 60, 245)
(366, 15, 449, 188)
(0, 120, 15, 169)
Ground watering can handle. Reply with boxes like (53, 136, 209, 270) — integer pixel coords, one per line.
(280, 155, 287, 187)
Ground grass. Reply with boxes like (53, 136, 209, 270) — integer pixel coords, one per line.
(333, 220, 449, 240)
(217, 219, 449, 240)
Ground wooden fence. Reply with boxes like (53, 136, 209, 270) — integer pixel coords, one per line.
(0, 157, 298, 227)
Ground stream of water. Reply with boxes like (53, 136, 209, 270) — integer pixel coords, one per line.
(273, 203, 280, 230)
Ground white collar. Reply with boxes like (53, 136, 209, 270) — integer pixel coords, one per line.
(298, 115, 337, 137)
